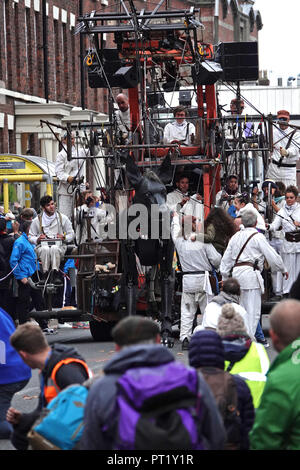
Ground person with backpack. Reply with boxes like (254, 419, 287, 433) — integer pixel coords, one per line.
(216, 304, 270, 410)
(188, 329, 255, 450)
(6, 322, 92, 450)
(79, 316, 226, 450)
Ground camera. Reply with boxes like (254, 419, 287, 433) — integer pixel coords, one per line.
(85, 196, 94, 206)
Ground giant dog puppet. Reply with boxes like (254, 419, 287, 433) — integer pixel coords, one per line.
(119, 153, 175, 347)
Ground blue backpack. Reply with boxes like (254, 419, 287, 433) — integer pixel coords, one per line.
(28, 384, 88, 450)
(108, 361, 205, 450)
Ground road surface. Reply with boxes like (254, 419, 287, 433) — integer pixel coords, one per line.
(0, 315, 276, 450)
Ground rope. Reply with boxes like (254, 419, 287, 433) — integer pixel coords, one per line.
(0, 263, 18, 283)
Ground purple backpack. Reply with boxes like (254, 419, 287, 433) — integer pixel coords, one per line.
(110, 361, 205, 450)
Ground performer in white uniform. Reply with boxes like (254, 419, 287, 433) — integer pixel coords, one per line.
(268, 185, 300, 295)
(55, 133, 86, 220)
(171, 212, 221, 349)
(29, 196, 74, 275)
(258, 180, 286, 299)
(163, 105, 195, 146)
(167, 174, 203, 222)
(266, 110, 300, 188)
(220, 210, 287, 341)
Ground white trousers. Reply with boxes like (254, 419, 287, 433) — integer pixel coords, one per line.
(36, 244, 67, 272)
(281, 252, 300, 294)
(269, 239, 283, 295)
(240, 288, 261, 341)
(180, 291, 212, 342)
(266, 163, 296, 189)
(58, 194, 73, 220)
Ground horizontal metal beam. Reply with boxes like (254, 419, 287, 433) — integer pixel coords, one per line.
(80, 23, 196, 34)
(78, 9, 200, 22)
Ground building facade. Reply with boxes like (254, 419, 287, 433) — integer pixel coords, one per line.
(0, 0, 263, 207)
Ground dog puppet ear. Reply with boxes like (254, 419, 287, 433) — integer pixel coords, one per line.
(126, 154, 143, 188)
(155, 153, 172, 185)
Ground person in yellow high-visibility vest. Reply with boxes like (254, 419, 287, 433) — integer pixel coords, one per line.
(217, 303, 270, 409)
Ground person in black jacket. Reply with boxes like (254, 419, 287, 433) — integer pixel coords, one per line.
(6, 323, 92, 450)
(289, 270, 300, 301)
(0, 218, 19, 319)
(188, 329, 255, 450)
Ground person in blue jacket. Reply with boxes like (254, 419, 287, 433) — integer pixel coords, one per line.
(0, 308, 31, 439)
(9, 220, 48, 331)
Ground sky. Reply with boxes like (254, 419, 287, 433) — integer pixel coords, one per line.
(254, 0, 300, 86)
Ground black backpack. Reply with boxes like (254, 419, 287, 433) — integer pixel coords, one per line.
(199, 366, 241, 450)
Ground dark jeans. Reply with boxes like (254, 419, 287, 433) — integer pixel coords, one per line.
(0, 289, 16, 320)
(255, 321, 265, 341)
(16, 281, 47, 329)
(0, 379, 30, 439)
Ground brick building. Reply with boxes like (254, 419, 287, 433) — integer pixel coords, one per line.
(197, 0, 262, 44)
(0, 0, 262, 206)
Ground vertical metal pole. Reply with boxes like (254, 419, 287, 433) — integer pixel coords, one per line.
(3, 181, 9, 213)
(79, 0, 86, 109)
(25, 183, 31, 209)
(42, 0, 49, 102)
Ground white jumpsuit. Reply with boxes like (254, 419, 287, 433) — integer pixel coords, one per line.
(266, 126, 300, 188)
(171, 214, 221, 342)
(269, 203, 300, 294)
(29, 212, 74, 272)
(163, 120, 195, 146)
(167, 190, 203, 222)
(55, 145, 86, 220)
(220, 227, 286, 340)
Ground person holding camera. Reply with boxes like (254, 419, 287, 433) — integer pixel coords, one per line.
(55, 132, 87, 220)
(74, 191, 112, 244)
(215, 174, 239, 216)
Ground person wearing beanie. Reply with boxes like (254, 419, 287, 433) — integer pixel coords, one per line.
(188, 330, 254, 450)
(216, 304, 270, 409)
(266, 109, 300, 188)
